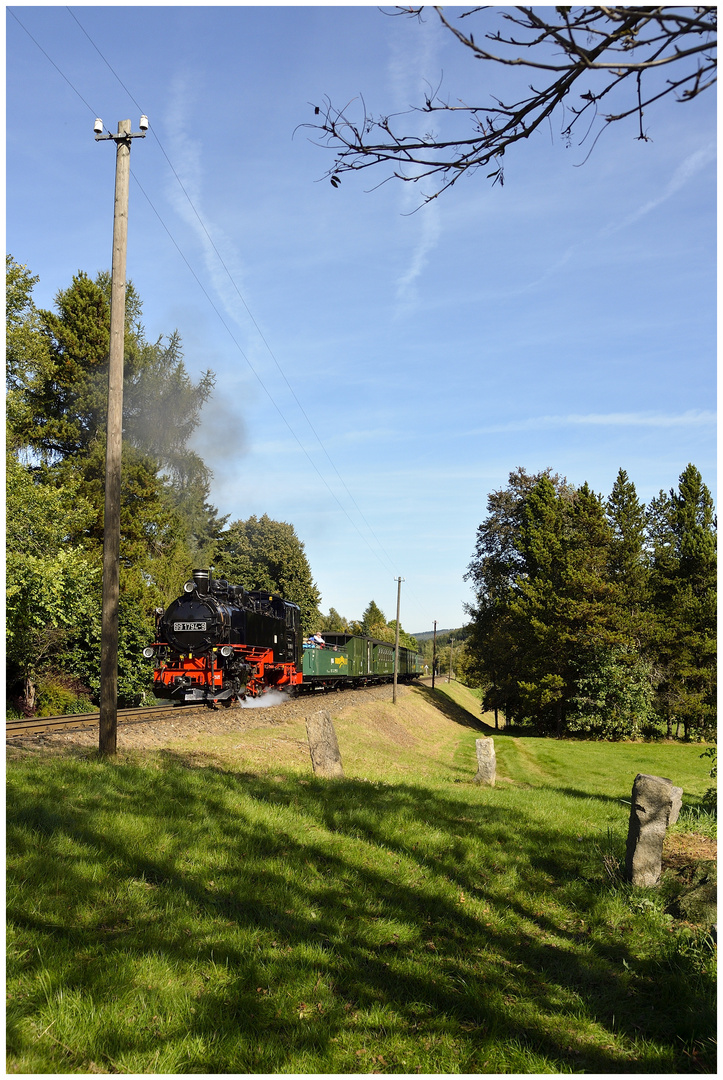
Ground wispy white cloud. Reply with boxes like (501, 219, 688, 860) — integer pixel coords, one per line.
(386, 15, 445, 312)
(395, 205, 442, 310)
(489, 139, 716, 297)
(163, 73, 250, 336)
(601, 142, 716, 237)
(469, 409, 716, 434)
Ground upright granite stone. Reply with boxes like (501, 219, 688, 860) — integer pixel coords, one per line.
(474, 738, 496, 787)
(306, 710, 344, 779)
(625, 773, 681, 887)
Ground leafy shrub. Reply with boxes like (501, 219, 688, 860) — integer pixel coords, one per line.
(567, 647, 656, 739)
(35, 675, 96, 717)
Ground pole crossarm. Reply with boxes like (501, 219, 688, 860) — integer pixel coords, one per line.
(95, 130, 147, 143)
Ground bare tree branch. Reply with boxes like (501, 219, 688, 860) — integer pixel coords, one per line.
(302, 6, 716, 203)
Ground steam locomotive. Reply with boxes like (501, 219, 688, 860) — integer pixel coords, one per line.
(145, 568, 423, 705)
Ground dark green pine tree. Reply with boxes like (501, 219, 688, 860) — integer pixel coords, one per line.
(27, 272, 112, 460)
(646, 488, 678, 735)
(668, 465, 716, 736)
(563, 482, 619, 653)
(606, 467, 649, 618)
(6, 256, 53, 451)
(508, 479, 621, 736)
(648, 465, 716, 738)
(562, 482, 651, 738)
(508, 475, 569, 735)
(464, 468, 572, 725)
(360, 599, 388, 636)
(673, 464, 717, 592)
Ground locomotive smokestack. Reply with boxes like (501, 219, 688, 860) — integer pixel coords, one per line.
(192, 569, 211, 594)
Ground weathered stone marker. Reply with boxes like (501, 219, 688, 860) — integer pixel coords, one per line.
(625, 773, 683, 887)
(306, 710, 344, 779)
(474, 738, 496, 786)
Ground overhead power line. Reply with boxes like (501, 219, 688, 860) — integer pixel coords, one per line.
(64, 4, 398, 577)
(10, 8, 431, 620)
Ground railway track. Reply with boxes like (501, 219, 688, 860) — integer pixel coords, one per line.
(6, 681, 414, 742)
(5, 704, 191, 740)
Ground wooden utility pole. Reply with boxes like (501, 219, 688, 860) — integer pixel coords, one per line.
(432, 621, 437, 689)
(392, 577, 404, 704)
(95, 117, 147, 755)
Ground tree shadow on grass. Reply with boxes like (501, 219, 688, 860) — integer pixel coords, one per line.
(6, 752, 716, 1074)
(409, 682, 493, 733)
(413, 686, 554, 740)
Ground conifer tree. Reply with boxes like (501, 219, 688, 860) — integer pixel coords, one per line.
(648, 465, 717, 738)
(360, 599, 388, 637)
(465, 468, 572, 722)
(606, 467, 649, 616)
(508, 475, 575, 735)
(6, 256, 52, 450)
(564, 483, 653, 738)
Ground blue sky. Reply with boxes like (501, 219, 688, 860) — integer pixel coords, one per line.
(6, 5, 717, 634)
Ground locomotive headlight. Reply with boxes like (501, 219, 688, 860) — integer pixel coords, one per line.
(183, 581, 196, 593)
(220, 646, 233, 657)
(142, 647, 155, 659)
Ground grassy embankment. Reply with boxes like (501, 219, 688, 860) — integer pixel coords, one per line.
(7, 682, 716, 1073)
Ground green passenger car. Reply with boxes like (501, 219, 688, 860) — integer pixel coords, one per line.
(320, 634, 422, 683)
(372, 641, 395, 676)
(301, 645, 349, 680)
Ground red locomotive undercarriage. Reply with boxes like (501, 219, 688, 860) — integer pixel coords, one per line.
(153, 644, 303, 705)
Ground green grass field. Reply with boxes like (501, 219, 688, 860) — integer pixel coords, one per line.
(6, 683, 716, 1073)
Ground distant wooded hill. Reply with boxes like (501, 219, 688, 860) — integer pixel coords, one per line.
(411, 629, 458, 642)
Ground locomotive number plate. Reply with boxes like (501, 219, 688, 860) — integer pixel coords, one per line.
(174, 621, 207, 632)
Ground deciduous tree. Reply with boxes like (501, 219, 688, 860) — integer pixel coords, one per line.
(214, 515, 322, 634)
(319, 608, 352, 633)
(5, 258, 221, 706)
(6, 451, 99, 705)
(308, 6, 716, 203)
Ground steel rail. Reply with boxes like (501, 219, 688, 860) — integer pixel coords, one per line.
(6, 704, 187, 740)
